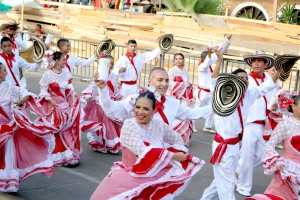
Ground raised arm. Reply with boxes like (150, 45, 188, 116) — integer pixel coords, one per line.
(140, 47, 161, 63)
(176, 103, 212, 121)
(74, 55, 96, 67)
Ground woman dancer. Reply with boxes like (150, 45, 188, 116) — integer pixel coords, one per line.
(247, 95, 300, 200)
(90, 92, 204, 199)
(167, 53, 194, 145)
(0, 63, 54, 192)
(82, 55, 123, 154)
(39, 52, 82, 167)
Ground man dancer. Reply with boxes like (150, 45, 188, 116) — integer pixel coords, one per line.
(0, 37, 41, 89)
(94, 66, 212, 127)
(236, 50, 277, 197)
(112, 39, 161, 98)
(195, 49, 218, 133)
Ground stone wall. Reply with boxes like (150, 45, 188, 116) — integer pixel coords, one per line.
(223, 0, 300, 20)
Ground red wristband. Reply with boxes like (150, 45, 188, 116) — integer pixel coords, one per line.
(187, 154, 193, 161)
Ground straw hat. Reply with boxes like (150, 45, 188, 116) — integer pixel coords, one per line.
(32, 37, 46, 63)
(243, 50, 275, 70)
(95, 39, 115, 57)
(274, 54, 300, 81)
(212, 73, 248, 116)
(158, 34, 173, 53)
(0, 20, 20, 31)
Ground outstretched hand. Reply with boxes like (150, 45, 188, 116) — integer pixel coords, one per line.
(94, 71, 107, 89)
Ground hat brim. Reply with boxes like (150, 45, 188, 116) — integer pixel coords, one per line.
(96, 39, 115, 57)
(243, 54, 275, 70)
(0, 23, 20, 31)
(32, 37, 46, 63)
(213, 73, 248, 117)
(275, 54, 300, 81)
(158, 34, 173, 53)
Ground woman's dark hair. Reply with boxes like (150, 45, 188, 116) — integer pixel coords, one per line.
(289, 95, 300, 113)
(1, 37, 12, 46)
(174, 53, 184, 60)
(53, 52, 64, 61)
(136, 92, 156, 110)
(57, 38, 70, 48)
(232, 68, 247, 75)
(0, 62, 3, 70)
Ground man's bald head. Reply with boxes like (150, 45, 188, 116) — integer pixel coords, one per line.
(149, 67, 167, 79)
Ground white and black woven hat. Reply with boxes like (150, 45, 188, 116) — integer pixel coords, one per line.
(275, 54, 300, 81)
(243, 50, 275, 70)
(158, 34, 173, 53)
(95, 39, 115, 57)
(0, 20, 19, 31)
(32, 37, 46, 63)
(213, 73, 248, 116)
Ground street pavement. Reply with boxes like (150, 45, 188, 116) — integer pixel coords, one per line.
(0, 71, 273, 200)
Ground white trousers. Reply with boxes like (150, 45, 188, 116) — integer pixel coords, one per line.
(119, 83, 139, 98)
(200, 141, 240, 200)
(236, 123, 266, 193)
(194, 89, 213, 129)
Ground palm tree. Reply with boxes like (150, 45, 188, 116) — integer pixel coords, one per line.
(163, 0, 223, 15)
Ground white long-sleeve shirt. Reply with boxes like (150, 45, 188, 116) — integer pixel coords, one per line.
(197, 53, 218, 88)
(214, 78, 277, 139)
(64, 54, 96, 74)
(112, 48, 161, 81)
(98, 86, 212, 124)
(0, 54, 40, 89)
(246, 74, 277, 123)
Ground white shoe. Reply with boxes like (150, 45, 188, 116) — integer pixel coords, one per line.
(193, 129, 198, 133)
(276, 144, 283, 149)
(236, 188, 251, 197)
(203, 128, 216, 134)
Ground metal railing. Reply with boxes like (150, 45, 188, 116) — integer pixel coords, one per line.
(25, 33, 300, 92)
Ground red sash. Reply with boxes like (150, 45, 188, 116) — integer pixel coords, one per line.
(0, 52, 19, 86)
(156, 96, 169, 125)
(125, 52, 138, 78)
(107, 80, 115, 93)
(65, 54, 72, 73)
(119, 80, 137, 88)
(197, 86, 210, 99)
(210, 133, 240, 165)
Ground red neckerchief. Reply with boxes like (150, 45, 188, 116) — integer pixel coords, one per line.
(0, 52, 19, 86)
(249, 71, 270, 116)
(107, 80, 115, 93)
(125, 52, 138, 78)
(10, 37, 17, 49)
(156, 95, 169, 125)
(65, 54, 71, 73)
(199, 59, 213, 73)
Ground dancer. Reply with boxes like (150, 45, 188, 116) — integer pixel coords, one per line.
(246, 95, 300, 200)
(200, 64, 279, 200)
(236, 50, 277, 197)
(0, 20, 26, 55)
(82, 54, 123, 153)
(0, 37, 41, 89)
(167, 53, 194, 145)
(112, 39, 161, 97)
(57, 38, 96, 74)
(95, 67, 212, 129)
(195, 49, 218, 133)
(90, 92, 204, 199)
(39, 52, 82, 167)
(0, 62, 54, 192)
